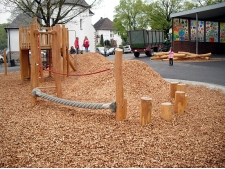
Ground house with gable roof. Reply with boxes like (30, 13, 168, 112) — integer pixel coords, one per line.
(93, 17, 122, 47)
(4, 0, 96, 65)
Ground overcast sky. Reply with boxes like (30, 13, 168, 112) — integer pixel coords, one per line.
(0, 0, 120, 24)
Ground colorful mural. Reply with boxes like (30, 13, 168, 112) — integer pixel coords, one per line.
(173, 18, 189, 41)
(220, 22, 225, 43)
(205, 21, 218, 42)
(190, 20, 204, 42)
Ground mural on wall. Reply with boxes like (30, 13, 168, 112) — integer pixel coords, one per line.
(173, 18, 189, 41)
(190, 20, 204, 42)
(205, 21, 218, 42)
(220, 22, 225, 43)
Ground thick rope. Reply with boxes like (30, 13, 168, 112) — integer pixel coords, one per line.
(32, 88, 116, 113)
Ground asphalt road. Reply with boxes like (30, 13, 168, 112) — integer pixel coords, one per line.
(1, 53, 225, 86)
(107, 53, 225, 86)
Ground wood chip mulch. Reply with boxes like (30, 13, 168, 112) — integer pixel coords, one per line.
(0, 52, 225, 167)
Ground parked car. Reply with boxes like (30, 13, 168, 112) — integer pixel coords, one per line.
(123, 45, 132, 54)
(96, 47, 109, 56)
(0, 55, 4, 63)
(107, 47, 115, 55)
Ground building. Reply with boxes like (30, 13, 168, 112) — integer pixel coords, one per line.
(4, 0, 96, 64)
(170, 2, 225, 54)
(93, 17, 122, 47)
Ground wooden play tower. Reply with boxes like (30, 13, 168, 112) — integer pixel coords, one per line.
(19, 17, 75, 104)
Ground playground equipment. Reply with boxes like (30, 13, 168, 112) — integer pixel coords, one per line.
(19, 17, 76, 104)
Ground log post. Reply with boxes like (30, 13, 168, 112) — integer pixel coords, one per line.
(114, 48, 127, 121)
(140, 97, 152, 126)
(161, 102, 172, 121)
(62, 25, 67, 80)
(174, 91, 185, 114)
(30, 24, 39, 105)
(170, 82, 179, 98)
(52, 24, 62, 98)
(177, 83, 187, 93)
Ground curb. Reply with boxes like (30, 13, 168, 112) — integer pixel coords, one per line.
(165, 78, 225, 93)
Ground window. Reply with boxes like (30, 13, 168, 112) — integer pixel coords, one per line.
(110, 30, 114, 38)
(80, 19, 82, 30)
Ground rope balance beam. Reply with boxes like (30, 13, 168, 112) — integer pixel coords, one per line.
(32, 88, 116, 113)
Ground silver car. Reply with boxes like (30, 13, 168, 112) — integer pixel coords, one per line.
(96, 47, 109, 56)
(123, 45, 132, 54)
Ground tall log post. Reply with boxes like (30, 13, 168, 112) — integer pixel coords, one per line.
(62, 25, 67, 80)
(52, 24, 62, 98)
(161, 102, 172, 121)
(114, 48, 127, 121)
(177, 83, 187, 93)
(174, 91, 185, 114)
(30, 24, 39, 105)
(170, 82, 179, 98)
(140, 97, 152, 125)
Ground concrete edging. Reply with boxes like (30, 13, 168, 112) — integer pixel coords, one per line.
(165, 78, 225, 93)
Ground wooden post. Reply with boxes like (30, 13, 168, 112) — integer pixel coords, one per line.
(3, 49, 7, 75)
(170, 82, 179, 98)
(177, 83, 187, 93)
(30, 24, 39, 105)
(161, 102, 172, 121)
(62, 25, 67, 80)
(140, 97, 152, 125)
(174, 91, 185, 114)
(114, 48, 127, 121)
(52, 24, 62, 98)
(49, 50, 52, 77)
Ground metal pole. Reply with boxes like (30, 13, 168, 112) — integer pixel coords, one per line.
(196, 12, 198, 54)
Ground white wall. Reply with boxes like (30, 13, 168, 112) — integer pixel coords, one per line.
(66, 10, 95, 52)
(7, 29, 19, 52)
(96, 30, 122, 47)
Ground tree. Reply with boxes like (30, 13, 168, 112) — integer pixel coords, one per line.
(0, 0, 102, 27)
(113, 0, 149, 43)
(104, 40, 111, 47)
(0, 23, 8, 50)
(188, 0, 225, 7)
(145, 0, 185, 35)
(100, 34, 104, 46)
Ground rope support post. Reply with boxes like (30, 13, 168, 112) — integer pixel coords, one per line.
(114, 48, 127, 121)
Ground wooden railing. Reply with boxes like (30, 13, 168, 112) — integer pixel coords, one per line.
(19, 26, 54, 50)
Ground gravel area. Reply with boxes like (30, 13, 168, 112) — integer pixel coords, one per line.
(0, 52, 225, 167)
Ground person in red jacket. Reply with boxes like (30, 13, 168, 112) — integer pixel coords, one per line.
(83, 36, 89, 52)
(74, 37, 79, 54)
(168, 47, 174, 66)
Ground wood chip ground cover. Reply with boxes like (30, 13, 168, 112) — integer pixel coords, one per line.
(0, 53, 225, 167)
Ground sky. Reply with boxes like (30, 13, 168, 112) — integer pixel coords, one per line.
(0, 0, 120, 24)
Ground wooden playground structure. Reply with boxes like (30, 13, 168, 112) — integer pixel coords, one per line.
(17, 18, 188, 124)
(19, 17, 76, 104)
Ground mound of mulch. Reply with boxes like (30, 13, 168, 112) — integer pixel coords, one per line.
(0, 52, 224, 167)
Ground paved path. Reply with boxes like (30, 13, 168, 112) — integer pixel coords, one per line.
(135, 56, 225, 86)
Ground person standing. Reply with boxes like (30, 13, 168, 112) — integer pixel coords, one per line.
(168, 47, 174, 66)
(83, 36, 89, 52)
(74, 37, 79, 54)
